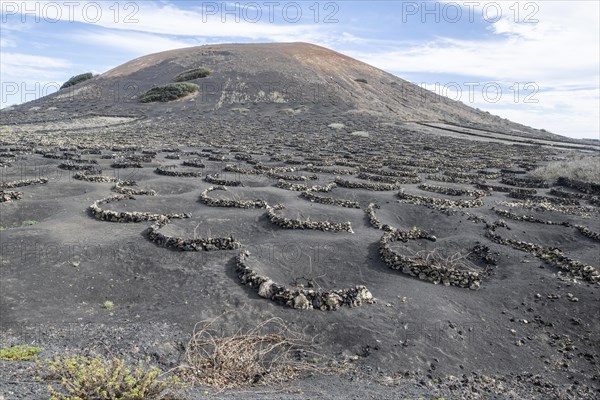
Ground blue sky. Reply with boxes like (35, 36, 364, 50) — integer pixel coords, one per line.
(1, 1, 598, 139)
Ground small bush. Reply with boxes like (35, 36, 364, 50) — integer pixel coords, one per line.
(42, 355, 182, 400)
(410, 248, 477, 271)
(21, 220, 38, 226)
(139, 83, 199, 103)
(60, 73, 93, 89)
(532, 156, 600, 184)
(174, 67, 211, 82)
(180, 316, 332, 388)
(102, 300, 114, 310)
(354, 78, 368, 84)
(0, 345, 43, 361)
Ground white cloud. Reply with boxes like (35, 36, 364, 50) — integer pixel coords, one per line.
(0, 53, 72, 107)
(0, 37, 16, 47)
(1, 1, 597, 139)
(3, 1, 337, 43)
(343, 1, 599, 139)
(1, 52, 71, 80)
(72, 30, 205, 56)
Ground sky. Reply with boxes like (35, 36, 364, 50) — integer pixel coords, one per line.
(1, 0, 599, 139)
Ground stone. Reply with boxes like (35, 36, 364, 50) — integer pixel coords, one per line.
(325, 293, 342, 310)
(293, 293, 311, 310)
(258, 280, 275, 299)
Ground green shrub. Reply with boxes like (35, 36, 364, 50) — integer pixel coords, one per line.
(174, 67, 211, 82)
(0, 345, 43, 361)
(21, 220, 38, 226)
(532, 155, 600, 184)
(139, 83, 199, 103)
(102, 300, 114, 310)
(60, 73, 93, 89)
(42, 355, 182, 400)
(354, 78, 368, 84)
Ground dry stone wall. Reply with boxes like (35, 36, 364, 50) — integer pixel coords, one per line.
(155, 166, 202, 178)
(556, 177, 600, 196)
(397, 189, 484, 210)
(111, 161, 143, 169)
(112, 181, 157, 196)
(476, 184, 536, 195)
(501, 175, 550, 188)
(276, 180, 336, 192)
(265, 205, 353, 233)
(507, 191, 579, 205)
(89, 195, 191, 222)
(379, 228, 481, 289)
(0, 177, 48, 189)
(335, 177, 401, 191)
(73, 172, 118, 183)
(182, 159, 206, 168)
(199, 186, 267, 208)
(0, 190, 22, 202)
(485, 221, 599, 283)
(268, 172, 318, 181)
(418, 183, 489, 197)
(497, 200, 597, 217)
(357, 172, 420, 184)
(236, 250, 375, 311)
(147, 217, 240, 251)
(305, 166, 356, 175)
(300, 191, 360, 208)
(204, 174, 242, 186)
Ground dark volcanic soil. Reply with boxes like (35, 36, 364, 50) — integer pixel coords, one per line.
(1, 43, 599, 399)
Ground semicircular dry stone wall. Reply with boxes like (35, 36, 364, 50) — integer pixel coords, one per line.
(485, 221, 599, 283)
(155, 166, 202, 178)
(89, 195, 191, 222)
(276, 180, 337, 192)
(300, 191, 360, 208)
(379, 228, 481, 289)
(204, 174, 242, 186)
(0, 177, 48, 189)
(199, 186, 267, 208)
(265, 205, 353, 233)
(236, 250, 375, 311)
(397, 189, 484, 210)
(147, 216, 240, 251)
(335, 177, 401, 191)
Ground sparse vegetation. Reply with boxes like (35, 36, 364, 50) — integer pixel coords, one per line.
(41, 355, 182, 399)
(410, 248, 478, 271)
(174, 67, 211, 82)
(354, 78, 368, 84)
(180, 316, 332, 388)
(0, 345, 43, 361)
(60, 72, 93, 89)
(532, 155, 600, 184)
(21, 220, 38, 226)
(139, 83, 199, 103)
(102, 300, 114, 310)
